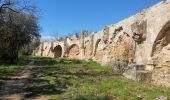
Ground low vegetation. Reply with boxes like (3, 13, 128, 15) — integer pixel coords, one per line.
(0, 57, 170, 99)
(0, 57, 30, 88)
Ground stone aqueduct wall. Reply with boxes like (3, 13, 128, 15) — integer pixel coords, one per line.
(34, 1, 170, 87)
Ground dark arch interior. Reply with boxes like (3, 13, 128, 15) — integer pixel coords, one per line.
(151, 21, 170, 56)
(53, 45, 62, 58)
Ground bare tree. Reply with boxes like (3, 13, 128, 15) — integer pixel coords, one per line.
(0, 0, 40, 64)
(0, 0, 36, 15)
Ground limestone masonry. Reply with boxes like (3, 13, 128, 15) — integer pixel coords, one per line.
(34, 0, 170, 87)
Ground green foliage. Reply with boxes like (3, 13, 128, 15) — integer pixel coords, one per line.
(0, 0, 40, 64)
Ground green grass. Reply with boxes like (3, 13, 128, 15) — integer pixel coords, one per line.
(0, 57, 170, 99)
(0, 56, 30, 89)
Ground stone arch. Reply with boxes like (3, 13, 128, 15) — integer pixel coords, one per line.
(53, 45, 62, 58)
(152, 21, 170, 56)
(151, 21, 170, 67)
(94, 39, 103, 61)
(84, 41, 90, 59)
(109, 33, 133, 63)
(68, 44, 80, 59)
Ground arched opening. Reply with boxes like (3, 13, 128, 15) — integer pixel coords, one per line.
(151, 21, 170, 67)
(94, 39, 103, 61)
(68, 44, 80, 59)
(151, 21, 170, 87)
(109, 33, 133, 62)
(53, 45, 62, 58)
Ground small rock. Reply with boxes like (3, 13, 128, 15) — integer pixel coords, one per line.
(137, 95, 143, 100)
(154, 96, 168, 100)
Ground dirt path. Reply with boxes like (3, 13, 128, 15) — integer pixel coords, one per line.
(0, 63, 33, 100)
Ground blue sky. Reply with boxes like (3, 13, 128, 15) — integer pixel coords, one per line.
(33, 0, 161, 37)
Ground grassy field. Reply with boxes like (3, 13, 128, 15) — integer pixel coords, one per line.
(0, 57, 170, 100)
(0, 57, 30, 88)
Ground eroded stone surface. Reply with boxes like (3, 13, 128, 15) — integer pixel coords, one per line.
(68, 44, 80, 59)
(108, 33, 133, 62)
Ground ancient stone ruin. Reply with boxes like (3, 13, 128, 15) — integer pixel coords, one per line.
(34, 0, 170, 87)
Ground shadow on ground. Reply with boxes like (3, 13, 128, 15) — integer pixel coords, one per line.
(22, 57, 117, 99)
(0, 57, 121, 99)
(24, 67, 73, 98)
(1, 57, 170, 100)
